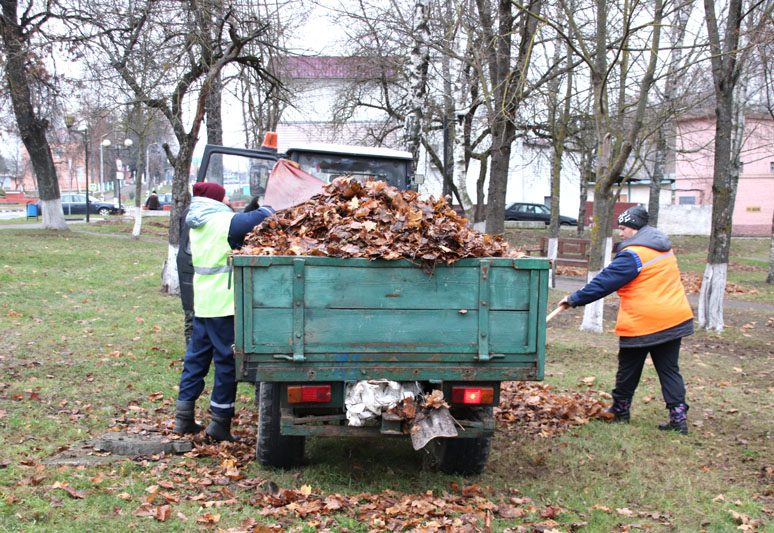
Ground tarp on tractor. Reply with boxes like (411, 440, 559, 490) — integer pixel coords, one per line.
(263, 159, 325, 211)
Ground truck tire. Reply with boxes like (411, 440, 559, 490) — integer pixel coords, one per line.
(435, 406, 493, 475)
(256, 382, 305, 468)
(436, 436, 492, 475)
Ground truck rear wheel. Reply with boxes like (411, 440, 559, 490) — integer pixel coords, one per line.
(434, 406, 493, 475)
(435, 436, 492, 475)
(256, 382, 305, 468)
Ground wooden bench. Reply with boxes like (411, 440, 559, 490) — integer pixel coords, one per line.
(527, 237, 591, 270)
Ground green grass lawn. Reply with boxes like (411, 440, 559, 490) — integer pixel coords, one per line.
(0, 224, 771, 531)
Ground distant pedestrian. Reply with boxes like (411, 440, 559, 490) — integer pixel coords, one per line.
(145, 190, 160, 210)
(558, 206, 694, 434)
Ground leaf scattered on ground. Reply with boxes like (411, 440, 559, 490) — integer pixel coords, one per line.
(681, 272, 758, 295)
(496, 381, 612, 437)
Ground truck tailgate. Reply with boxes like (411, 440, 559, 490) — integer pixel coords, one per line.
(233, 256, 548, 383)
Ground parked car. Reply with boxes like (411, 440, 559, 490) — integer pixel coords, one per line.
(505, 202, 577, 226)
(55, 193, 125, 216)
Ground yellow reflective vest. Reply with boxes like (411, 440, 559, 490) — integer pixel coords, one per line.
(191, 212, 235, 317)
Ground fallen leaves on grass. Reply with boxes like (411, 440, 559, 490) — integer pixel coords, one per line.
(496, 381, 612, 436)
(556, 265, 586, 277)
(35, 390, 676, 531)
(680, 272, 758, 295)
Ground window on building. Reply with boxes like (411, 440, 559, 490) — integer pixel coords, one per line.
(679, 196, 696, 205)
(770, 161, 774, 174)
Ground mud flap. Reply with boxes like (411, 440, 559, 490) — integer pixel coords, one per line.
(410, 406, 458, 450)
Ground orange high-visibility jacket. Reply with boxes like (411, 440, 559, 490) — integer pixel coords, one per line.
(615, 245, 693, 337)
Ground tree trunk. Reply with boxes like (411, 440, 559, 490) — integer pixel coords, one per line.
(475, 156, 487, 223)
(648, 126, 666, 225)
(698, 0, 745, 331)
(0, 0, 67, 230)
(477, 0, 543, 234)
(206, 73, 224, 184)
(451, 8, 474, 212)
(404, 0, 430, 170)
(485, 122, 514, 234)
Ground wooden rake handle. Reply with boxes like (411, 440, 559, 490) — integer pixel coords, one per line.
(546, 305, 566, 323)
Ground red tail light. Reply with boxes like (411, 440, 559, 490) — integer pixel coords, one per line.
(287, 385, 331, 404)
(451, 386, 494, 405)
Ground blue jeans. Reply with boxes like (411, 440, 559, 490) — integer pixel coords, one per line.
(177, 316, 236, 417)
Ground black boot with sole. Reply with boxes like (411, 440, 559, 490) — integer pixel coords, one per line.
(206, 414, 241, 442)
(606, 398, 631, 423)
(173, 400, 203, 434)
(658, 403, 689, 435)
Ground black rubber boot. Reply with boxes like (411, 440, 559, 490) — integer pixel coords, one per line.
(658, 403, 689, 435)
(173, 400, 203, 434)
(606, 398, 631, 423)
(206, 415, 241, 442)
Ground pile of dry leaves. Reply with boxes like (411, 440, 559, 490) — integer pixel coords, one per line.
(238, 178, 519, 265)
(496, 381, 612, 437)
(680, 272, 758, 295)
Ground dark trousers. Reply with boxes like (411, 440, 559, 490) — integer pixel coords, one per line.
(183, 309, 194, 348)
(613, 338, 687, 408)
(177, 316, 236, 417)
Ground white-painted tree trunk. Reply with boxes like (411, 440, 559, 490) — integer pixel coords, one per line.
(698, 263, 726, 331)
(580, 237, 613, 333)
(450, 4, 473, 212)
(161, 244, 180, 295)
(39, 199, 69, 230)
(131, 207, 143, 239)
(403, 0, 430, 163)
(547, 237, 558, 289)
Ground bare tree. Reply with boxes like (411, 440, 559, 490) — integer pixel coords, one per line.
(475, 0, 544, 235)
(66, 0, 283, 291)
(0, 0, 68, 229)
(545, 20, 575, 287)
(647, 0, 694, 226)
(556, 0, 665, 332)
(698, 0, 773, 330)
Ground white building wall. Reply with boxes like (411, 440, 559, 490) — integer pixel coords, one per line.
(657, 205, 712, 235)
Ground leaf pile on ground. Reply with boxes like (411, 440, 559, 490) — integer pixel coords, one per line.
(238, 177, 520, 265)
(680, 272, 758, 295)
(556, 265, 586, 277)
(496, 381, 613, 437)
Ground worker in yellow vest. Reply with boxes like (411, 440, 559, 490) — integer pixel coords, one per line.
(559, 206, 694, 434)
(173, 182, 274, 442)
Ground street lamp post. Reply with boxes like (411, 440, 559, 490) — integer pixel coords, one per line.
(115, 138, 133, 212)
(64, 116, 91, 223)
(100, 138, 111, 194)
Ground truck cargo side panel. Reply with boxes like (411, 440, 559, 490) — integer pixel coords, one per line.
(233, 256, 548, 383)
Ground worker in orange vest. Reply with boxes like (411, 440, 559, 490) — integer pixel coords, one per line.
(559, 206, 693, 434)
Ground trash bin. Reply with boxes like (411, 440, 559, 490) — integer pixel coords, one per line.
(26, 203, 39, 219)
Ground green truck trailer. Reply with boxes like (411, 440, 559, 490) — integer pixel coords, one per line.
(233, 255, 549, 475)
